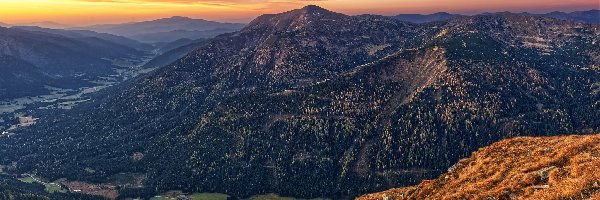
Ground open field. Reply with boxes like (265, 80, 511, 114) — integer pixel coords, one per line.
(17, 174, 67, 193)
(249, 193, 330, 200)
(17, 176, 35, 183)
(189, 193, 231, 200)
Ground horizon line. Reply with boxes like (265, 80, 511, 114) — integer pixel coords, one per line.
(1, 7, 598, 27)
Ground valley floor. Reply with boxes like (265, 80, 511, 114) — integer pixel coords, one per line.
(0, 55, 159, 135)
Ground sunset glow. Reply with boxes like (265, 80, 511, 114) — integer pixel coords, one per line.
(0, 0, 598, 25)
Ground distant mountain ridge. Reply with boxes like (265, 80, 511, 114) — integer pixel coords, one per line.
(16, 21, 73, 29)
(0, 21, 74, 29)
(11, 26, 152, 51)
(78, 16, 246, 43)
(392, 12, 462, 23)
(392, 9, 600, 24)
(523, 9, 600, 24)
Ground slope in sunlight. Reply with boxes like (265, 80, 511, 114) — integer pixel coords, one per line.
(358, 134, 600, 200)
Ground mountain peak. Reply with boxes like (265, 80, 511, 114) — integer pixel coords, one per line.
(168, 16, 192, 20)
(296, 5, 339, 16)
(300, 5, 328, 12)
(247, 5, 344, 30)
(158, 16, 200, 22)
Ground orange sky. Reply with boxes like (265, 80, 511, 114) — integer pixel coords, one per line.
(0, 0, 598, 25)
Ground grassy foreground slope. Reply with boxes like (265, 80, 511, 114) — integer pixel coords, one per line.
(359, 134, 600, 200)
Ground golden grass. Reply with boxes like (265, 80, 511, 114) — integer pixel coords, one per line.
(358, 134, 600, 200)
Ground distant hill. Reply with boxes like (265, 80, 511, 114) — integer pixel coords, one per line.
(526, 10, 600, 24)
(78, 16, 245, 43)
(126, 28, 239, 44)
(12, 26, 152, 51)
(359, 134, 600, 199)
(0, 26, 145, 78)
(392, 12, 463, 23)
(0, 56, 55, 99)
(16, 21, 73, 29)
(392, 10, 600, 24)
(0, 21, 74, 29)
(142, 39, 209, 69)
(153, 38, 198, 54)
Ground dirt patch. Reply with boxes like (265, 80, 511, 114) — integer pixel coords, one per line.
(63, 181, 118, 200)
(132, 152, 144, 161)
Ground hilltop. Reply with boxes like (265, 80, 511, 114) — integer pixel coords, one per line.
(359, 134, 600, 199)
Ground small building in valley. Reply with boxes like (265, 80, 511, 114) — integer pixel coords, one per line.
(18, 116, 37, 127)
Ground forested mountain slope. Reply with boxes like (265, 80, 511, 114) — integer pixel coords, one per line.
(0, 6, 598, 199)
(141, 39, 209, 69)
(174, 14, 599, 197)
(0, 5, 428, 198)
(0, 26, 146, 78)
(0, 56, 57, 99)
